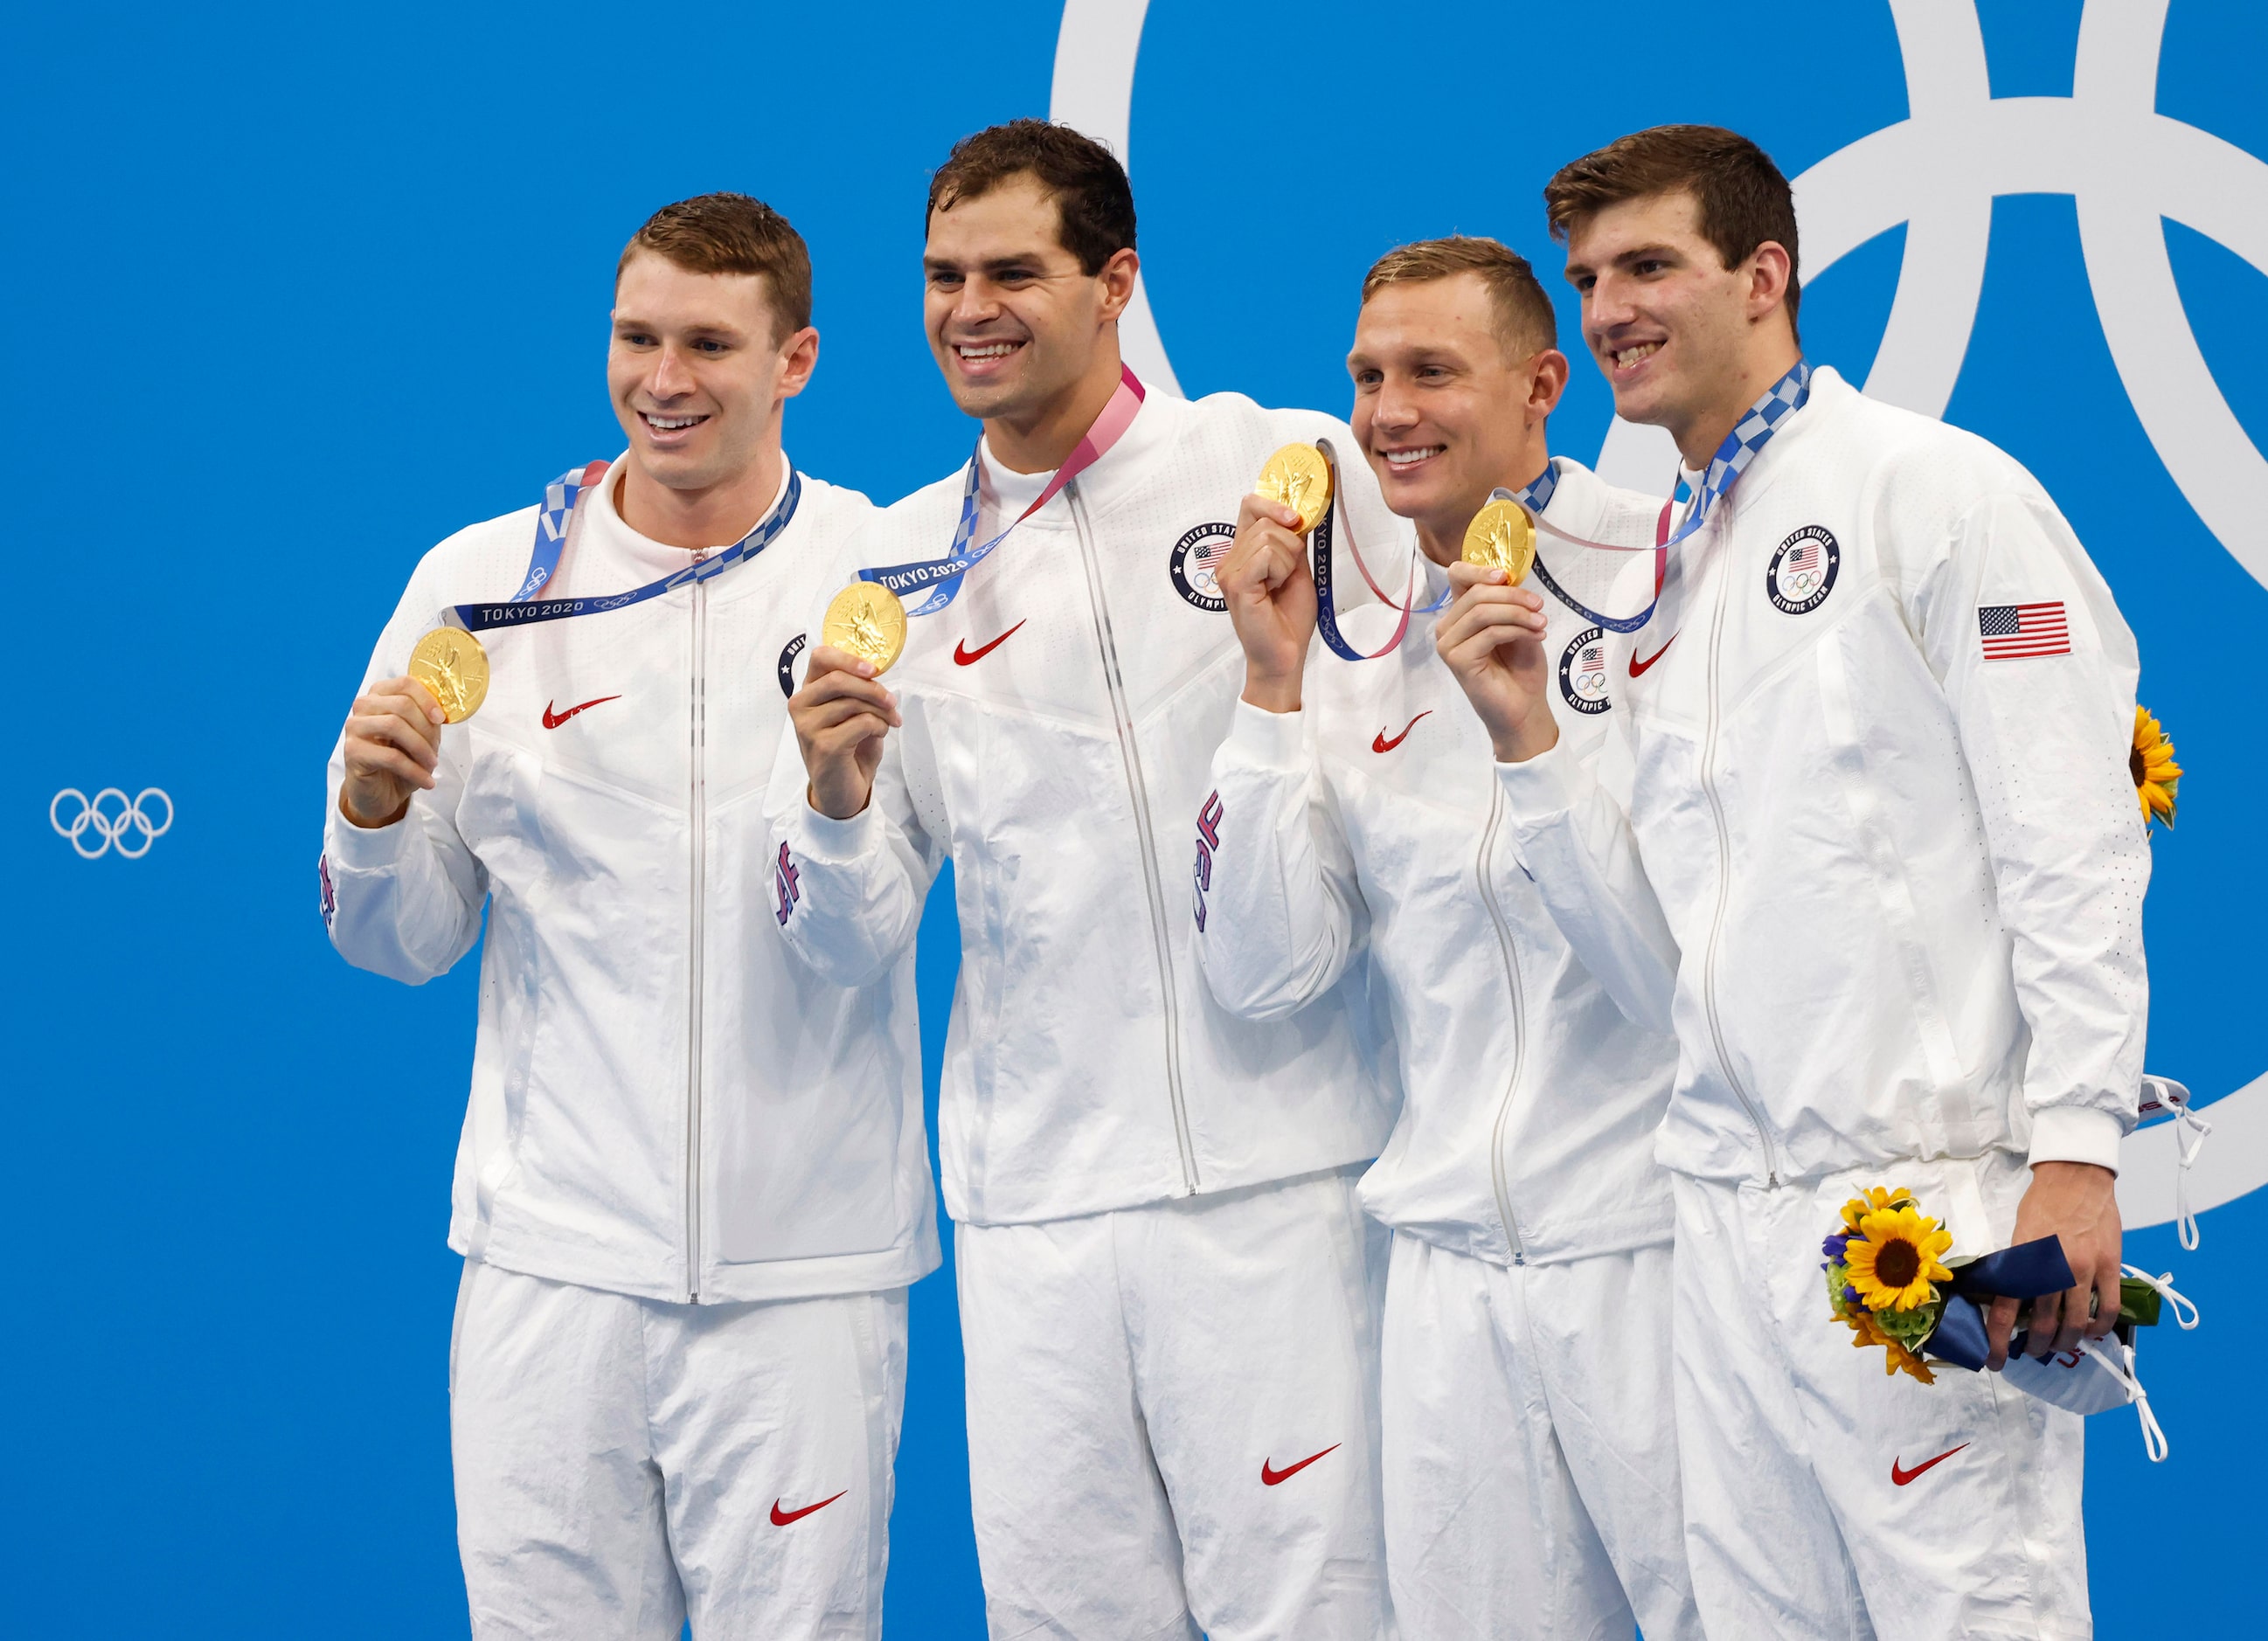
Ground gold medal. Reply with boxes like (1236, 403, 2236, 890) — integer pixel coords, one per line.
(1462, 497, 1536, 585)
(407, 627, 490, 723)
(1254, 443, 1333, 535)
(822, 581, 908, 675)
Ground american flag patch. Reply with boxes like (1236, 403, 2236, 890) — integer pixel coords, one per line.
(1580, 645, 1604, 674)
(1977, 601, 2070, 661)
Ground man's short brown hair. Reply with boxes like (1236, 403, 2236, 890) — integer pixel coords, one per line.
(926, 119, 1137, 276)
(1361, 236, 1557, 358)
(617, 192, 813, 340)
(1543, 125, 1801, 340)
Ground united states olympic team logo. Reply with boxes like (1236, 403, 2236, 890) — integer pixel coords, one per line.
(51, 787, 173, 859)
(1766, 525, 1841, 615)
(777, 632, 808, 697)
(1050, 0, 2268, 1223)
(1170, 522, 1234, 612)
(1557, 626, 1611, 714)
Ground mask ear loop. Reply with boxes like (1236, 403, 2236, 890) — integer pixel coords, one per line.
(2139, 1077, 2212, 1250)
(2074, 1334, 2167, 1462)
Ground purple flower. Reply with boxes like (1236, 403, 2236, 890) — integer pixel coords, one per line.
(1844, 1285, 1862, 1305)
(1822, 1232, 1851, 1262)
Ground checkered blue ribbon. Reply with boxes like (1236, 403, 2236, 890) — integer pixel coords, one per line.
(1526, 359, 1812, 634)
(444, 462, 802, 635)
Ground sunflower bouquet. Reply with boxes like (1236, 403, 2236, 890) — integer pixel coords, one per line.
(2132, 705, 2180, 831)
(1822, 1187, 2170, 1386)
(1824, 1188, 1954, 1383)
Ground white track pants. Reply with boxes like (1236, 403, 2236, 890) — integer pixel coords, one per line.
(450, 1259, 908, 1640)
(955, 1169, 1391, 1640)
(1673, 1156, 2089, 1639)
(1380, 1234, 1701, 1641)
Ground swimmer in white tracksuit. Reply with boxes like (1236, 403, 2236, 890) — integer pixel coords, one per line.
(323, 195, 937, 1639)
(1449, 126, 2146, 1639)
(772, 121, 1398, 1640)
(1196, 234, 1703, 1641)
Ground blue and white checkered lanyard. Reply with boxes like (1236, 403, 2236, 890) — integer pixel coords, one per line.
(440, 458, 803, 634)
(1512, 359, 1814, 634)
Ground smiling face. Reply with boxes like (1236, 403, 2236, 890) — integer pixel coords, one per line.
(1563, 190, 1794, 461)
(1349, 272, 1565, 557)
(608, 251, 815, 501)
(922, 174, 1133, 439)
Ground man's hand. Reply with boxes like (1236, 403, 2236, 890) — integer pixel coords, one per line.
(1987, 1160, 2123, 1370)
(341, 675, 445, 827)
(792, 645, 901, 820)
(1434, 561, 1559, 762)
(1218, 493, 1317, 713)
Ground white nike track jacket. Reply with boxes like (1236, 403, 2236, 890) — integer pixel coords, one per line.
(766, 390, 1401, 1226)
(1498, 367, 2149, 1186)
(1196, 460, 1679, 1267)
(323, 459, 940, 1304)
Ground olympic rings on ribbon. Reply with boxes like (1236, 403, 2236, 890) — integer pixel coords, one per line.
(50, 787, 174, 859)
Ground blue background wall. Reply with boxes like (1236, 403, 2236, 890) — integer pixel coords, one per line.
(4, 2, 2260, 1634)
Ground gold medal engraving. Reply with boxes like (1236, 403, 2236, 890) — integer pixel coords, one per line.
(407, 627, 491, 723)
(1254, 444, 1334, 535)
(822, 582, 908, 675)
(1462, 498, 1536, 585)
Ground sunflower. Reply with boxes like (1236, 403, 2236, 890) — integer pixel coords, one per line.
(1842, 1205, 1955, 1312)
(1838, 1187, 1913, 1236)
(2132, 705, 2181, 830)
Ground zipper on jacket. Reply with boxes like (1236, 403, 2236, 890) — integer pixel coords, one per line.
(1696, 535, 1780, 1187)
(1065, 481, 1199, 1194)
(685, 571, 710, 1298)
(1474, 783, 1529, 1264)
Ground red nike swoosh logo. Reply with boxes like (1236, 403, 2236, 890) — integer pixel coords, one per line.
(1371, 711, 1431, 754)
(541, 695, 621, 729)
(1890, 1444, 1968, 1486)
(1627, 635, 1676, 677)
(1260, 1444, 1339, 1486)
(769, 1491, 848, 1526)
(954, 620, 1026, 666)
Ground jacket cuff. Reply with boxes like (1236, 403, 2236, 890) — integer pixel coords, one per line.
(1226, 698, 1307, 772)
(1495, 737, 1581, 820)
(2027, 1105, 2126, 1174)
(795, 795, 878, 863)
(327, 794, 412, 868)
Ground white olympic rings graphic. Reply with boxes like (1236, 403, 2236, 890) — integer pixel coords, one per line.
(51, 787, 174, 859)
(1049, 0, 2268, 1224)
(1052, 0, 2268, 586)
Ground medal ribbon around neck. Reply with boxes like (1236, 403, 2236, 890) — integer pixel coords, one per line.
(441, 459, 803, 634)
(1310, 437, 1429, 662)
(1516, 358, 1813, 634)
(857, 364, 1147, 618)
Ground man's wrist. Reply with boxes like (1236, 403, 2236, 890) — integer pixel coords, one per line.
(338, 786, 410, 829)
(1490, 708, 1561, 764)
(1241, 668, 1302, 714)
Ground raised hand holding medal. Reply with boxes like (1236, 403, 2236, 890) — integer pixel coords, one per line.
(1219, 447, 1332, 712)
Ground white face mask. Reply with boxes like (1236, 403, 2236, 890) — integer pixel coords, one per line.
(1998, 1266, 2199, 1461)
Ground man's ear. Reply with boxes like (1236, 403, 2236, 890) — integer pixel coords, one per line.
(1097, 247, 1140, 324)
(1745, 240, 1794, 324)
(1528, 349, 1572, 420)
(776, 325, 821, 401)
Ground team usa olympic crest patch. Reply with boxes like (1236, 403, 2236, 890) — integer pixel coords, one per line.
(777, 633, 808, 697)
(1557, 626, 1612, 714)
(1766, 525, 1841, 614)
(1170, 523, 1235, 613)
